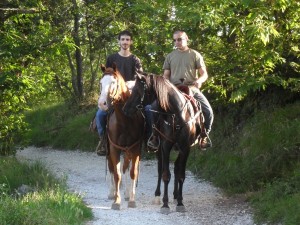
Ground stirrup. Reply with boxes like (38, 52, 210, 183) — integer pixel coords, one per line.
(199, 135, 212, 150)
(96, 136, 106, 156)
(147, 133, 160, 152)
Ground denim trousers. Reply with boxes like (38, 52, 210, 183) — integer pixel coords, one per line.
(193, 91, 214, 133)
(95, 109, 108, 136)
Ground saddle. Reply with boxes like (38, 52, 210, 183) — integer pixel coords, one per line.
(176, 84, 206, 138)
(176, 84, 199, 112)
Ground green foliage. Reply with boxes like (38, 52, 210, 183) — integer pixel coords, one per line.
(1, 0, 299, 153)
(0, 188, 93, 225)
(0, 3, 72, 154)
(171, 0, 300, 103)
(2, 0, 299, 223)
(0, 157, 93, 225)
(24, 102, 99, 151)
(0, 72, 31, 155)
(0, 157, 62, 193)
(189, 101, 300, 192)
(187, 101, 300, 224)
(251, 171, 300, 225)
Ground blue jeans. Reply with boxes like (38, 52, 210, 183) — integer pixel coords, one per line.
(193, 92, 214, 133)
(145, 104, 153, 139)
(96, 109, 107, 136)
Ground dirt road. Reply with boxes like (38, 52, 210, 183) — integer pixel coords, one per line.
(16, 147, 255, 225)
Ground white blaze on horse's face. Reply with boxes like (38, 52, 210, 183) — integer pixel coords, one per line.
(98, 74, 117, 111)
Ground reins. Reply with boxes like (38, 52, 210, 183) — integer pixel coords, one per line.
(107, 132, 141, 153)
(138, 75, 202, 144)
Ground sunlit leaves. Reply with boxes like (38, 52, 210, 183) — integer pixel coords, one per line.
(0, 0, 299, 153)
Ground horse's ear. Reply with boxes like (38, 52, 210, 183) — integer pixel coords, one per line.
(112, 62, 117, 72)
(135, 73, 142, 80)
(100, 64, 106, 72)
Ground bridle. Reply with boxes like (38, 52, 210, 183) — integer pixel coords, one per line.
(135, 78, 148, 111)
(135, 75, 188, 144)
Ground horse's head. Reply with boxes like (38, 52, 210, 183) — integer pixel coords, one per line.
(98, 64, 117, 111)
(98, 63, 129, 110)
(123, 72, 152, 116)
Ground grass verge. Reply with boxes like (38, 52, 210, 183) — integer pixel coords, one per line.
(0, 157, 93, 225)
(187, 101, 300, 224)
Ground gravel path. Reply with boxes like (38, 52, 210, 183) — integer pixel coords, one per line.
(16, 147, 255, 225)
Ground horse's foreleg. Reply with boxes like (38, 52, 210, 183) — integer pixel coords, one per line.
(153, 150, 162, 205)
(123, 156, 131, 201)
(107, 158, 115, 200)
(108, 172, 115, 200)
(128, 154, 140, 208)
(111, 161, 122, 210)
(173, 156, 180, 203)
(123, 167, 130, 201)
(175, 149, 189, 213)
(160, 148, 171, 214)
(175, 178, 186, 212)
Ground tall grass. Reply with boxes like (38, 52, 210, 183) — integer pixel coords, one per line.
(188, 102, 300, 224)
(24, 102, 99, 151)
(0, 157, 93, 225)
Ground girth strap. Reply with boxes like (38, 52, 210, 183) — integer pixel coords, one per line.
(107, 132, 141, 153)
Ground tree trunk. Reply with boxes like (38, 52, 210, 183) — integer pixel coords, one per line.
(72, 0, 84, 99)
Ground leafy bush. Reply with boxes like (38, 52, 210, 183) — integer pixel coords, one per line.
(0, 157, 93, 225)
(188, 101, 300, 224)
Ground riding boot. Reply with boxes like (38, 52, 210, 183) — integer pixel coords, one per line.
(147, 132, 160, 152)
(96, 135, 106, 156)
(199, 129, 212, 150)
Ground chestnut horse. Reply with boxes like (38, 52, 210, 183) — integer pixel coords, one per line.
(99, 64, 144, 210)
(123, 73, 202, 214)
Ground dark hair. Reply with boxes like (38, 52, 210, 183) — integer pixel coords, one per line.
(118, 30, 133, 40)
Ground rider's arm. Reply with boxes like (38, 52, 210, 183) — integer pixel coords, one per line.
(194, 67, 208, 89)
(163, 69, 171, 80)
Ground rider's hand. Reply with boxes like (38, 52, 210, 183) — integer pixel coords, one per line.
(193, 80, 202, 89)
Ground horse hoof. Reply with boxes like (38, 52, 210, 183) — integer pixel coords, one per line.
(160, 207, 171, 214)
(176, 205, 187, 212)
(111, 203, 121, 210)
(152, 196, 161, 205)
(128, 201, 137, 208)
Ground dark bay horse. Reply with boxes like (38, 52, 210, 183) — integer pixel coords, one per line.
(99, 64, 144, 210)
(123, 73, 202, 214)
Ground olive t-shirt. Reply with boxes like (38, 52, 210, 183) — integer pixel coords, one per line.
(163, 49, 206, 85)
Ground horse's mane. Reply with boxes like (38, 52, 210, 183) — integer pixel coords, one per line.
(104, 67, 130, 103)
(145, 73, 180, 111)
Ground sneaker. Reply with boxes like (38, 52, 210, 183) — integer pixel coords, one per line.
(96, 138, 106, 156)
(147, 134, 159, 151)
(200, 136, 212, 150)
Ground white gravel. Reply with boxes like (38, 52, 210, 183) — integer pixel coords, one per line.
(16, 147, 255, 225)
